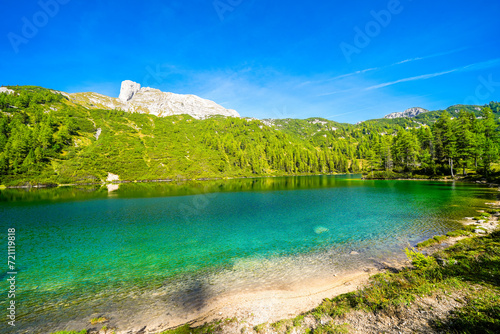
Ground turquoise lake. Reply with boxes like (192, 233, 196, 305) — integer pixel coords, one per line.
(0, 175, 497, 333)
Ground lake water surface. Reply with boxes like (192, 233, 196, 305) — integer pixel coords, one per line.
(0, 175, 496, 333)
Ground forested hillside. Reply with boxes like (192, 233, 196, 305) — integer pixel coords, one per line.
(0, 85, 499, 186)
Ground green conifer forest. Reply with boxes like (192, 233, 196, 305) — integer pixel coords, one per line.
(0, 85, 499, 186)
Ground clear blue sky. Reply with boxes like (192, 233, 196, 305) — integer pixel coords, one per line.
(1, 0, 499, 123)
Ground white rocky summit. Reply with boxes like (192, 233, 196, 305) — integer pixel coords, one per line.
(70, 80, 240, 120)
(118, 80, 141, 102)
(384, 107, 429, 119)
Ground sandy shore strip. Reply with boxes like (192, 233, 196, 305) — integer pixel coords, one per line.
(89, 259, 405, 334)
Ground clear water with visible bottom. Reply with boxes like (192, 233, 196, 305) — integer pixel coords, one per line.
(0, 175, 496, 333)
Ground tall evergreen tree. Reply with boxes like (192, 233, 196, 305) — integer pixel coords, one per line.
(480, 107, 498, 176)
(433, 111, 457, 177)
(455, 110, 474, 175)
(392, 130, 419, 172)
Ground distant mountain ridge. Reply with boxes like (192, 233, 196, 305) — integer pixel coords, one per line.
(68, 80, 240, 120)
(384, 107, 429, 119)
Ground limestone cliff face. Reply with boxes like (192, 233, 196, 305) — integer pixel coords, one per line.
(384, 107, 429, 119)
(69, 80, 240, 119)
(118, 80, 141, 102)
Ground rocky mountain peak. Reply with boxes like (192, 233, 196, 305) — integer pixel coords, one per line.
(118, 80, 141, 102)
(384, 107, 429, 119)
(70, 80, 240, 119)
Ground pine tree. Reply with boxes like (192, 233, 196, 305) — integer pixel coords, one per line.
(480, 107, 498, 176)
(365, 148, 376, 177)
(392, 130, 419, 172)
(454, 110, 474, 175)
(470, 114, 484, 171)
(379, 135, 393, 171)
(433, 111, 457, 177)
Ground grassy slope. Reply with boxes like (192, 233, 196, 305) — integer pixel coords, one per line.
(1, 95, 345, 185)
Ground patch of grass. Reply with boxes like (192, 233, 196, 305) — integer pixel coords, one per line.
(160, 322, 230, 334)
(433, 287, 500, 333)
(313, 323, 350, 334)
(293, 314, 305, 327)
(446, 229, 471, 237)
(271, 319, 291, 332)
(474, 212, 490, 221)
(313, 292, 361, 318)
(50, 331, 87, 334)
(253, 323, 268, 333)
(417, 238, 438, 248)
(433, 235, 448, 243)
(406, 247, 438, 270)
(462, 225, 479, 232)
(90, 317, 107, 325)
(160, 325, 193, 334)
(311, 308, 325, 320)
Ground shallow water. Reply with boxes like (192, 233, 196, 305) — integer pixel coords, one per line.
(0, 175, 496, 333)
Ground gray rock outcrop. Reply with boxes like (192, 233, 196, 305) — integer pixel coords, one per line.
(384, 107, 429, 119)
(118, 80, 141, 102)
(0, 87, 15, 95)
(71, 80, 240, 120)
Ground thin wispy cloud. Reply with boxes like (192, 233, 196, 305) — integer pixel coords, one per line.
(300, 67, 380, 88)
(326, 111, 356, 118)
(317, 88, 357, 97)
(394, 47, 468, 65)
(395, 57, 424, 65)
(327, 67, 380, 81)
(353, 48, 468, 78)
(460, 57, 500, 71)
(365, 69, 458, 90)
(314, 48, 469, 95)
(365, 58, 500, 91)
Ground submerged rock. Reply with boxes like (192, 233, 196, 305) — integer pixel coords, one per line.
(314, 226, 329, 234)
